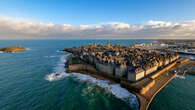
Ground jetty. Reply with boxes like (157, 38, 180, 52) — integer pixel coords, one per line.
(63, 42, 191, 110)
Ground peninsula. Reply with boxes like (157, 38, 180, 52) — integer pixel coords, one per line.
(0, 46, 26, 53)
(63, 41, 191, 110)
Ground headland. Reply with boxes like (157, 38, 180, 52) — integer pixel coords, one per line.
(63, 41, 191, 110)
(0, 46, 26, 53)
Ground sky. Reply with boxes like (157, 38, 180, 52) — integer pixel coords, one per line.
(0, 0, 195, 39)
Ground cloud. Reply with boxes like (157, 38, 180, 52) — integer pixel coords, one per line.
(0, 16, 194, 39)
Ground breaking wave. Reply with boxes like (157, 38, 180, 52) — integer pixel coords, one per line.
(26, 48, 31, 50)
(56, 50, 64, 53)
(44, 56, 57, 58)
(45, 54, 139, 109)
(71, 73, 139, 109)
(45, 72, 70, 81)
(45, 55, 70, 81)
(0, 51, 4, 53)
(175, 75, 185, 79)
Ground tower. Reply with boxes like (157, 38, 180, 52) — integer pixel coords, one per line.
(107, 41, 111, 48)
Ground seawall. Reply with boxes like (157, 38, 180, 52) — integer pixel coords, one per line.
(67, 64, 98, 73)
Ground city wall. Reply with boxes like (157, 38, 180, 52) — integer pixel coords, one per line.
(82, 55, 179, 82)
(95, 63, 114, 76)
(150, 61, 177, 79)
(68, 64, 98, 73)
(140, 79, 155, 95)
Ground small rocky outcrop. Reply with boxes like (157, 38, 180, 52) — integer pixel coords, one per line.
(0, 46, 26, 53)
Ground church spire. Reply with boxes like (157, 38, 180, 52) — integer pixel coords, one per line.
(107, 40, 111, 48)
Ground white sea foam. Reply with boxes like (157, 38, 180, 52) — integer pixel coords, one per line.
(45, 55, 70, 81)
(56, 50, 64, 53)
(44, 56, 57, 58)
(71, 73, 139, 109)
(0, 51, 4, 53)
(45, 54, 139, 109)
(175, 75, 185, 79)
(26, 48, 31, 50)
(45, 72, 70, 81)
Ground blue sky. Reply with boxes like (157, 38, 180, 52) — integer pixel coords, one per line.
(0, 0, 195, 25)
(0, 0, 195, 39)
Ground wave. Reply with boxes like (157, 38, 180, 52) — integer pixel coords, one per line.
(175, 75, 185, 79)
(44, 56, 57, 58)
(45, 54, 139, 109)
(45, 55, 69, 81)
(45, 72, 70, 81)
(0, 51, 4, 53)
(26, 48, 31, 50)
(71, 73, 139, 109)
(56, 50, 64, 53)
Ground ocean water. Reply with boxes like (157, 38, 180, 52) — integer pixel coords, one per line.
(0, 40, 194, 110)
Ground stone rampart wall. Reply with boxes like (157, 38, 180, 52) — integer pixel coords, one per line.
(115, 66, 127, 77)
(96, 63, 114, 76)
(69, 54, 180, 82)
(140, 79, 155, 94)
(68, 64, 98, 73)
(88, 56, 94, 64)
(150, 61, 177, 79)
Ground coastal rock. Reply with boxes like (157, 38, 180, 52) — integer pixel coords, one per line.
(0, 46, 26, 53)
(55, 73, 61, 77)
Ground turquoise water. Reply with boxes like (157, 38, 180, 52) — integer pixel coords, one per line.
(0, 40, 194, 110)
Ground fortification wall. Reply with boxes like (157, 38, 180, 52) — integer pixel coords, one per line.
(88, 56, 94, 64)
(86, 64, 98, 72)
(68, 64, 98, 73)
(95, 63, 114, 76)
(68, 64, 83, 71)
(150, 61, 177, 79)
(115, 66, 127, 77)
(179, 58, 190, 64)
(140, 79, 155, 94)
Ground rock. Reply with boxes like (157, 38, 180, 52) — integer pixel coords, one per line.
(0, 46, 26, 53)
(55, 73, 61, 77)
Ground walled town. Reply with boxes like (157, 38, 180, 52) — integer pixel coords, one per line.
(64, 41, 193, 110)
(65, 41, 179, 81)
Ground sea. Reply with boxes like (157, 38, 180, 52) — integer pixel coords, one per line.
(0, 40, 194, 110)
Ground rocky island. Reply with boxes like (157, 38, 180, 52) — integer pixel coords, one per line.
(0, 46, 26, 53)
(63, 41, 191, 110)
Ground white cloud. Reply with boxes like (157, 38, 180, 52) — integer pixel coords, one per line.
(0, 16, 194, 39)
(144, 20, 179, 28)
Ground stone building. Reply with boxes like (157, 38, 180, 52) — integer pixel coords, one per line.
(72, 41, 179, 82)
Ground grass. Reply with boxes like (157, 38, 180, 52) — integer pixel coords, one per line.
(72, 57, 80, 64)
